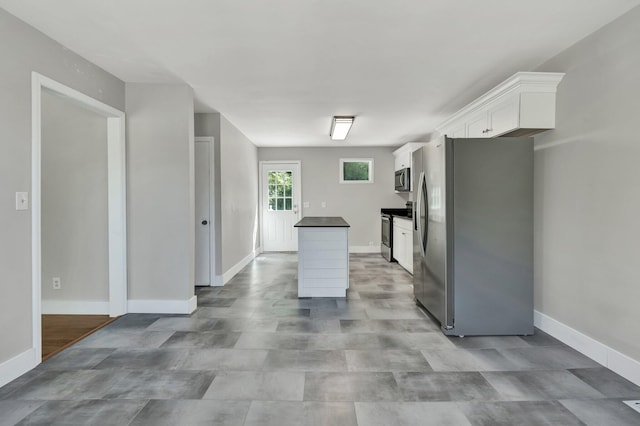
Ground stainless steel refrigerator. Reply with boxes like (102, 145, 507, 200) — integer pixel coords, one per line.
(412, 137, 534, 336)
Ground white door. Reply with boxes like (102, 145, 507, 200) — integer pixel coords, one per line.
(195, 138, 213, 285)
(261, 162, 301, 252)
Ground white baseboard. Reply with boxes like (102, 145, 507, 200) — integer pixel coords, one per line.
(0, 348, 37, 388)
(349, 245, 380, 254)
(222, 249, 259, 284)
(128, 295, 197, 314)
(534, 310, 640, 386)
(211, 275, 224, 287)
(42, 300, 109, 315)
(299, 288, 347, 297)
(197, 276, 224, 287)
(607, 349, 640, 388)
(187, 295, 198, 313)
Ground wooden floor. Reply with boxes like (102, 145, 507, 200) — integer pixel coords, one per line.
(42, 314, 116, 361)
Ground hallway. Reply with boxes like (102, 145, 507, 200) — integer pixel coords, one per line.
(0, 253, 639, 425)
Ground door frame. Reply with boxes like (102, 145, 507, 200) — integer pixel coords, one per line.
(258, 161, 302, 251)
(194, 136, 217, 286)
(31, 72, 127, 363)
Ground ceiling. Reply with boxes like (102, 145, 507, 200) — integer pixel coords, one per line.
(2, 1, 639, 147)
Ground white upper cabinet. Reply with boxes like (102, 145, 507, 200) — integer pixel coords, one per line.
(392, 142, 426, 192)
(437, 72, 565, 139)
(466, 109, 490, 138)
(466, 93, 520, 138)
(393, 142, 425, 171)
(394, 149, 411, 171)
(447, 122, 468, 139)
(487, 93, 520, 136)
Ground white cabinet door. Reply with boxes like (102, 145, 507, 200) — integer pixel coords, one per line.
(393, 222, 403, 264)
(464, 94, 520, 138)
(404, 228, 413, 273)
(487, 94, 519, 136)
(394, 150, 411, 171)
(448, 123, 467, 138)
(466, 110, 489, 138)
(393, 218, 413, 273)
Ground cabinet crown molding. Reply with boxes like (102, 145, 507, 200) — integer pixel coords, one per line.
(436, 72, 565, 134)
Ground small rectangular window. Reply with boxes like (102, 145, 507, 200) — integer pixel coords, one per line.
(340, 158, 374, 184)
(267, 170, 294, 211)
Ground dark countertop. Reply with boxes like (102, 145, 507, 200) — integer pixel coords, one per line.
(381, 208, 412, 219)
(294, 217, 350, 228)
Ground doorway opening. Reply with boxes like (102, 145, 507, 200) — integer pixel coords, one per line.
(259, 161, 302, 252)
(41, 315, 116, 361)
(31, 73, 127, 364)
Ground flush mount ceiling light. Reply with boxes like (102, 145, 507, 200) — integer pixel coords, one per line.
(330, 116, 355, 140)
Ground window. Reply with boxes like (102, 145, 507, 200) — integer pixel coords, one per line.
(339, 158, 374, 184)
(267, 171, 293, 211)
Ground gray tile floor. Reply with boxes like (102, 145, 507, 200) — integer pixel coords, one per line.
(1, 253, 640, 425)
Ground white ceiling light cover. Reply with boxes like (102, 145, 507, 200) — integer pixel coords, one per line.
(330, 116, 355, 140)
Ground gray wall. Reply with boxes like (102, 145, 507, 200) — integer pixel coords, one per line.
(194, 113, 222, 280)
(534, 6, 640, 360)
(195, 113, 260, 275)
(258, 147, 406, 248)
(0, 9, 124, 363)
(126, 83, 195, 301)
(220, 116, 259, 271)
(41, 90, 109, 303)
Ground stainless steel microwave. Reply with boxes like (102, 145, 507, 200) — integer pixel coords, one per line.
(394, 168, 411, 192)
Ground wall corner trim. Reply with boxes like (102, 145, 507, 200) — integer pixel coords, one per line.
(534, 310, 640, 386)
(0, 348, 37, 388)
(349, 245, 380, 254)
(128, 297, 197, 314)
(222, 249, 260, 284)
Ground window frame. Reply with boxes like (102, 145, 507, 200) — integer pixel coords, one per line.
(339, 158, 374, 184)
(267, 170, 294, 211)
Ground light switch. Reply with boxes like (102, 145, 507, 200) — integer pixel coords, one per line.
(303, 202, 310, 208)
(321, 201, 326, 208)
(15, 192, 29, 210)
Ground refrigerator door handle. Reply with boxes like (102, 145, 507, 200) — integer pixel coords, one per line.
(416, 172, 427, 257)
(415, 171, 422, 232)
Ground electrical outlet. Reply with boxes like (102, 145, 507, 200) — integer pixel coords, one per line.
(52, 277, 61, 290)
(624, 400, 640, 414)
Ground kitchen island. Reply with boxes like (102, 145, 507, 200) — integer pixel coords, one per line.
(294, 217, 350, 297)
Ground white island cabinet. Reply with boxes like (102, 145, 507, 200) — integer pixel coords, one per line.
(294, 217, 350, 297)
